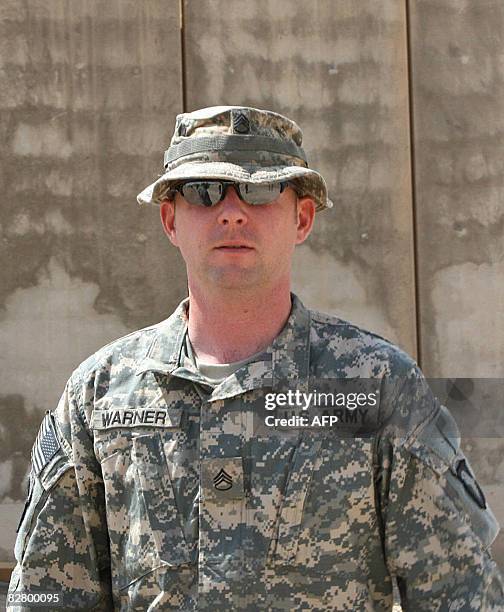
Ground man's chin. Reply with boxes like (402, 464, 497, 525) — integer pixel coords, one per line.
(206, 266, 265, 290)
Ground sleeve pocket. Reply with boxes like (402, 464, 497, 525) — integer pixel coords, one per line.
(408, 404, 500, 550)
(14, 459, 73, 563)
(15, 410, 73, 562)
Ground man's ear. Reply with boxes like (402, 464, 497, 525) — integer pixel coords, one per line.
(295, 196, 316, 245)
(160, 200, 179, 246)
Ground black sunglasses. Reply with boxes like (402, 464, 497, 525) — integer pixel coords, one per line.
(167, 180, 295, 207)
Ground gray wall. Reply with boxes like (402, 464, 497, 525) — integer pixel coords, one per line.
(1, 0, 502, 572)
(409, 0, 504, 567)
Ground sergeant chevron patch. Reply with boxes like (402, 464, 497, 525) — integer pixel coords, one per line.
(232, 111, 250, 134)
(213, 468, 233, 491)
(31, 412, 61, 476)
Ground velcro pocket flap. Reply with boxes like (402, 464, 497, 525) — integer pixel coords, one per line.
(131, 433, 191, 566)
(408, 405, 500, 549)
(270, 432, 323, 564)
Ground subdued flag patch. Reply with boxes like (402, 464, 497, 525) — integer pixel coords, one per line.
(31, 412, 61, 476)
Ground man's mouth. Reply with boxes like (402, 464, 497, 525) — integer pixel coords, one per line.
(216, 246, 253, 249)
(214, 243, 254, 251)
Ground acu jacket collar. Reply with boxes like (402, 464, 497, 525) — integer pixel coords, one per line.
(136, 293, 311, 395)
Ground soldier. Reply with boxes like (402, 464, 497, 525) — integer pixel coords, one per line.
(8, 106, 504, 610)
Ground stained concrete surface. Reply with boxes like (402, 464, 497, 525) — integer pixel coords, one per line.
(409, 1, 504, 377)
(0, 0, 185, 562)
(408, 0, 504, 566)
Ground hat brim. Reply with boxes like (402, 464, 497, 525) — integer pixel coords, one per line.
(136, 161, 332, 212)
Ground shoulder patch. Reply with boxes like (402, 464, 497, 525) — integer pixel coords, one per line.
(31, 412, 61, 476)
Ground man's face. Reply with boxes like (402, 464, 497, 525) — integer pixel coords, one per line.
(160, 183, 315, 293)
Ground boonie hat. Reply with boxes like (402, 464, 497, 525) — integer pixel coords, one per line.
(137, 105, 332, 212)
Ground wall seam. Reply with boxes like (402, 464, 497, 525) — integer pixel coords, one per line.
(179, 0, 187, 112)
(405, 0, 423, 368)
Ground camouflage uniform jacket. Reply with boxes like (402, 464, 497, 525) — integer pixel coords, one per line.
(9, 294, 504, 611)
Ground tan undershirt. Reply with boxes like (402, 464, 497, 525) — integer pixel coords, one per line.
(183, 333, 264, 387)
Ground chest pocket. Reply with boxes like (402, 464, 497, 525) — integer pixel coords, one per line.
(131, 433, 193, 563)
(268, 432, 376, 572)
(103, 431, 193, 589)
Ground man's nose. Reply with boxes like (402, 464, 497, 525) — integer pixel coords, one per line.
(216, 186, 248, 226)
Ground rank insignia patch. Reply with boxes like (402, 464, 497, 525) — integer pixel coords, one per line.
(213, 468, 233, 491)
(232, 111, 250, 134)
(31, 412, 61, 476)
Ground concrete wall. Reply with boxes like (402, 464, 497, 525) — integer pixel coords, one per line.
(408, 0, 504, 566)
(1, 0, 502, 572)
(0, 0, 186, 565)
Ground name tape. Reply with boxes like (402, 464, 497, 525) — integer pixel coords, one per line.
(91, 408, 181, 430)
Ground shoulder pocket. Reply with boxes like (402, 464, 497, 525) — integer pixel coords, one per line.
(408, 405, 500, 550)
(14, 462, 72, 563)
(14, 412, 73, 563)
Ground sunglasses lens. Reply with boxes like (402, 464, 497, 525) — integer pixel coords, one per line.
(180, 182, 223, 206)
(239, 182, 284, 205)
(179, 181, 288, 206)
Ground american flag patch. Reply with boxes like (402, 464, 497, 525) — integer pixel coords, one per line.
(31, 412, 61, 476)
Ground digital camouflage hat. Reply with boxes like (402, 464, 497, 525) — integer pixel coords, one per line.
(136, 105, 333, 212)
